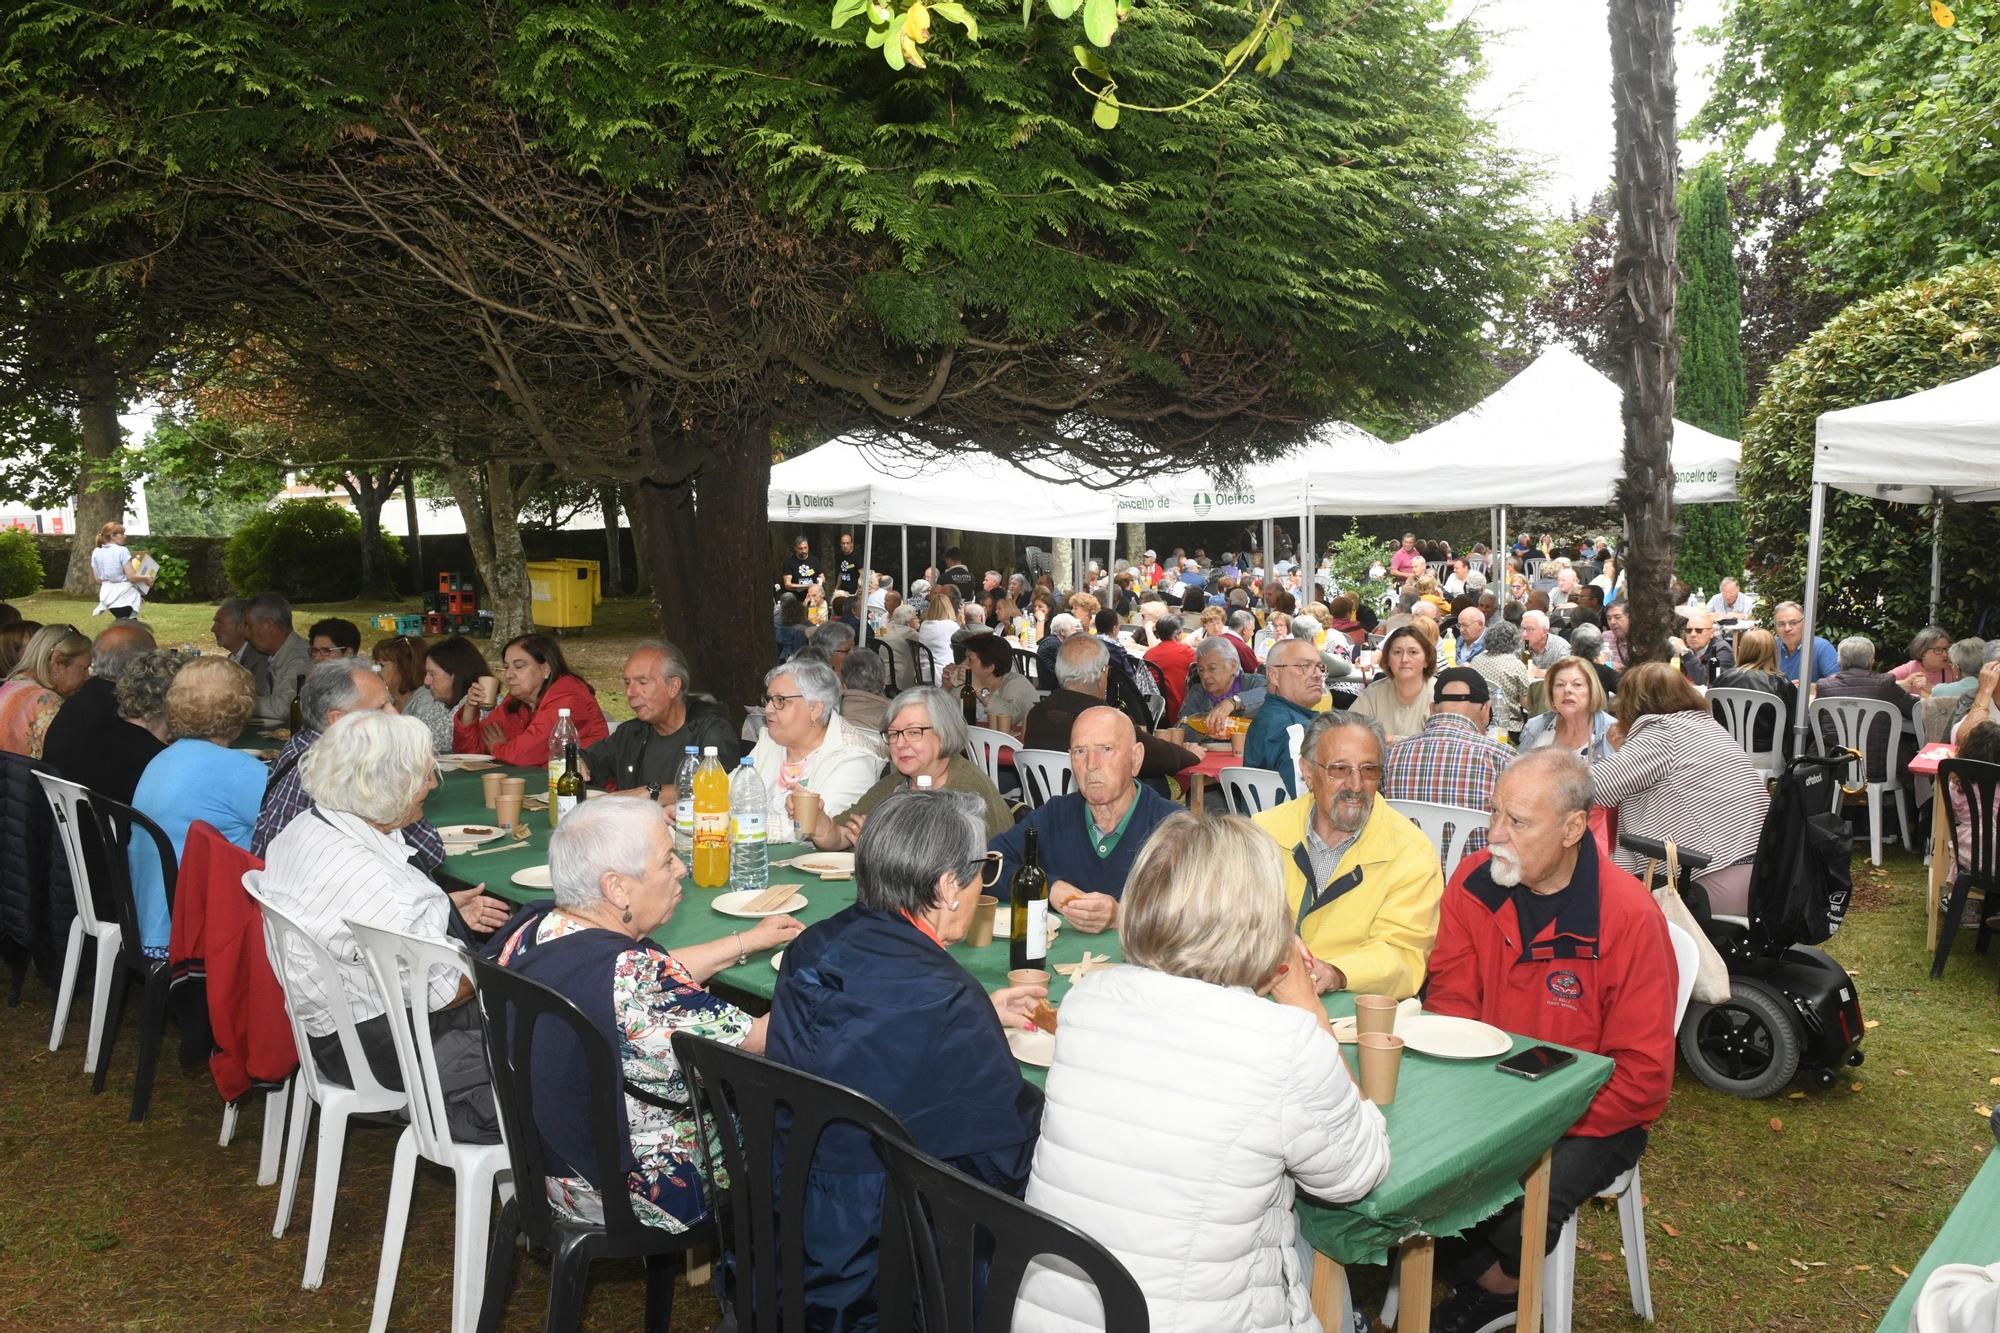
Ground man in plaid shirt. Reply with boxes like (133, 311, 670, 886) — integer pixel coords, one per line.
(1382, 667, 1513, 858)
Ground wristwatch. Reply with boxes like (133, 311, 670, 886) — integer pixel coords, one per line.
(646, 781, 664, 800)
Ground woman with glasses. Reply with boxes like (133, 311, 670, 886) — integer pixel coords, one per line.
(808, 685, 1013, 851)
(768, 789, 1045, 1329)
(0, 624, 92, 758)
(748, 656, 883, 842)
(1352, 623, 1437, 743)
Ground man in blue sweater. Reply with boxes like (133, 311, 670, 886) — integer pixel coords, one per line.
(990, 706, 1181, 934)
(1243, 637, 1327, 797)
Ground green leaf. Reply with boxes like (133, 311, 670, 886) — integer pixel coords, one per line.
(1091, 94, 1119, 129)
(1072, 43, 1110, 76)
(931, 1, 977, 38)
(1848, 161, 1888, 176)
(1082, 0, 1118, 47)
(1046, 0, 1080, 18)
(1914, 165, 1943, 193)
(866, 19, 890, 47)
(882, 12, 908, 67)
(830, 0, 869, 29)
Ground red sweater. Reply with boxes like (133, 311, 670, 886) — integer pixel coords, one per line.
(170, 822, 296, 1103)
(1143, 640, 1196, 719)
(1426, 843, 1676, 1139)
(456, 674, 611, 766)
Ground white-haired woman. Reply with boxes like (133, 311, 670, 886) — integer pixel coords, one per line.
(251, 711, 515, 1142)
(811, 686, 1012, 850)
(1016, 813, 1390, 1332)
(750, 655, 883, 842)
(492, 797, 802, 1231)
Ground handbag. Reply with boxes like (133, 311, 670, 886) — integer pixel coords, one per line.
(1643, 840, 1731, 1006)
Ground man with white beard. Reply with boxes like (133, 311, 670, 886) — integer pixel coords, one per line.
(1419, 748, 1679, 1333)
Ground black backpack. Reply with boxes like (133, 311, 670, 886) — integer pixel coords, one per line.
(1748, 753, 1855, 949)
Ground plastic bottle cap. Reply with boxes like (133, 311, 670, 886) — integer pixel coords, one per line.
(559, 708, 571, 717)
(703, 746, 718, 755)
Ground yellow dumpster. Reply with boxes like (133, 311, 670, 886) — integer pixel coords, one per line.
(527, 559, 601, 631)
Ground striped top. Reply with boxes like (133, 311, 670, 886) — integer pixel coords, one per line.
(1591, 710, 1770, 877)
(255, 805, 460, 1037)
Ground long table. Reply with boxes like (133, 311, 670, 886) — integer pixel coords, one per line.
(1879, 1148, 2000, 1332)
(439, 766, 1610, 1332)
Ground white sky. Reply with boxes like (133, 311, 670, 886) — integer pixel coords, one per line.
(1453, 0, 1731, 215)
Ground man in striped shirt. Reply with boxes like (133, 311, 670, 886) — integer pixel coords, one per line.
(1383, 668, 1512, 860)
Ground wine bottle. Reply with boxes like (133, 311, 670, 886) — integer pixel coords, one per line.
(1009, 827, 1049, 970)
(555, 739, 584, 822)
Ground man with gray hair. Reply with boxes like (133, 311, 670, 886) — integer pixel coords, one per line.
(42, 620, 162, 802)
(244, 591, 313, 727)
(839, 644, 892, 733)
(809, 619, 857, 677)
(1520, 609, 1570, 672)
(1675, 608, 1734, 685)
(1814, 634, 1918, 780)
(212, 596, 266, 676)
(252, 658, 447, 866)
(1424, 748, 1676, 1332)
(1023, 636, 1196, 780)
(580, 640, 738, 800)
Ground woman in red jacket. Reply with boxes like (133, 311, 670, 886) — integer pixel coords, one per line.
(459, 634, 610, 765)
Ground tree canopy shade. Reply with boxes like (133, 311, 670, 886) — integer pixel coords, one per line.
(1738, 259, 2000, 648)
(1, 0, 1544, 708)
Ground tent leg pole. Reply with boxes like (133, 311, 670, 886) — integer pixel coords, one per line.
(929, 526, 936, 575)
(1498, 507, 1508, 584)
(1796, 484, 1826, 745)
(858, 522, 875, 645)
(1931, 499, 1943, 625)
(900, 527, 908, 602)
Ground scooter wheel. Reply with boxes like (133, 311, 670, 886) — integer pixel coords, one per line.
(1679, 978, 1802, 1099)
(1848, 1048, 1866, 1067)
(1812, 1068, 1838, 1089)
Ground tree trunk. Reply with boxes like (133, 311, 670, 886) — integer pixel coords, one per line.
(444, 460, 536, 641)
(1121, 522, 1147, 572)
(633, 423, 775, 721)
(599, 485, 624, 596)
(1608, 0, 1681, 665)
(346, 473, 383, 597)
(63, 363, 126, 597)
(403, 470, 425, 591)
(1050, 537, 1075, 595)
(622, 483, 654, 599)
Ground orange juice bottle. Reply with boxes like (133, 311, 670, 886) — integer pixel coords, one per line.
(691, 746, 732, 887)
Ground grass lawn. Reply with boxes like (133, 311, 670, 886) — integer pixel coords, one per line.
(1, 590, 1991, 1329)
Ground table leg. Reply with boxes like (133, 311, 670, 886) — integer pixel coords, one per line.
(1929, 803, 1950, 953)
(1310, 1253, 1347, 1330)
(1397, 1237, 1434, 1332)
(1514, 1148, 1553, 1333)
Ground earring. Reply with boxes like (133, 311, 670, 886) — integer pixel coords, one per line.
(948, 900, 960, 910)
(622, 907, 633, 924)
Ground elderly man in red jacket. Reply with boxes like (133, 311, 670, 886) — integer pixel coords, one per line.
(1423, 747, 1677, 1333)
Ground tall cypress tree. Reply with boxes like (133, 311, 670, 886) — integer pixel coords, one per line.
(1675, 161, 1749, 597)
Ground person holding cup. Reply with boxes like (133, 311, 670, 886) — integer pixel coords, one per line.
(468, 634, 611, 766)
(809, 686, 1012, 850)
(748, 656, 882, 844)
(1014, 811, 1389, 1332)
(767, 789, 1045, 1330)
(943, 633, 1039, 742)
(429, 635, 498, 753)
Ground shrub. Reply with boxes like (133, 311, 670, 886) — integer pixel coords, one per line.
(1740, 259, 2000, 649)
(141, 550, 195, 603)
(0, 528, 46, 599)
(224, 500, 405, 602)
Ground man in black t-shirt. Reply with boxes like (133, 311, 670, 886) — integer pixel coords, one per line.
(779, 534, 822, 598)
(940, 546, 976, 602)
(834, 531, 862, 596)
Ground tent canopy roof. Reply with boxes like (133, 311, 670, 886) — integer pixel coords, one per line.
(1813, 362, 2000, 503)
(767, 440, 1116, 537)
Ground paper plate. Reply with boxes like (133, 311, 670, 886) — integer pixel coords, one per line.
(791, 852, 855, 877)
(770, 949, 785, 972)
(510, 865, 552, 889)
(1007, 1026, 1056, 1068)
(1396, 1014, 1512, 1060)
(438, 753, 496, 769)
(437, 824, 504, 846)
(711, 889, 808, 918)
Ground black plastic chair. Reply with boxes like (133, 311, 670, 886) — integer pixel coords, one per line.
(913, 642, 939, 689)
(82, 792, 180, 1121)
(876, 1134, 1150, 1333)
(670, 1030, 916, 1333)
(1933, 758, 2000, 979)
(1013, 648, 1041, 689)
(872, 637, 902, 694)
(469, 955, 705, 1333)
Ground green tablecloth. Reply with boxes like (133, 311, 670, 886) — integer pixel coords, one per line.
(439, 767, 1611, 1269)
(1879, 1148, 2000, 1332)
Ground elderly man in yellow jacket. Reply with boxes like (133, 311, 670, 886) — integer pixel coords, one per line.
(1252, 710, 1445, 999)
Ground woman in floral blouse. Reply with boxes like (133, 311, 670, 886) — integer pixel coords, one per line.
(493, 798, 804, 1230)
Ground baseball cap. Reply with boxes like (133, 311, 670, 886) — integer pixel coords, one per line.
(1144, 549, 1156, 559)
(1432, 666, 1489, 705)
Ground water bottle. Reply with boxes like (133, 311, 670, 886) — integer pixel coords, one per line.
(547, 708, 579, 827)
(728, 757, 768, 893)
(673, 745, 700, 853)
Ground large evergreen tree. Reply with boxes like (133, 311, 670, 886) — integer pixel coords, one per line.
(1674, 160, 1748, 597)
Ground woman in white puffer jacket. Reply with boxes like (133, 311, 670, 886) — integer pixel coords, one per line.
(1014, 812, 1391, 1332)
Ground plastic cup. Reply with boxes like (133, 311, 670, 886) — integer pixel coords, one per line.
(987, 712, 1014, 737)
(1230, 729, 1246, 755)
(1007, 968, 1049, 988)
(793, 789, 823, 840)
(495, 792, 524, 831)
(476, 676, 499, 708)
(966, 896, 999, 947)
(1358, 1033, 1404, 1104)
(481, 771, 505, 810)
(1354, 994, 1399, 1038)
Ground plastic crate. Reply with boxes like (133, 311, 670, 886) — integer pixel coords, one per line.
(394, 614, 425, 636)
(438, 571, 475, 593)
(371, 614, 399, 632)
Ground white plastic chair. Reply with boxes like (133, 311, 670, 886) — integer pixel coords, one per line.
(1808, 696, 1915, 866)
(963, 725, 1015, 792)
(219, 1078, 292, 1188)
(245, 878, 409, 1289)
(1386, 798, 1491, 882)
(1218, 766, 1290, 817)
(348, 922, 512, 1333)
(1012, 749, 1073, 808)
(1708, 687, 1787, 782)
(37, 773, 120, 1074)
(1542, 921, 1700, 1333)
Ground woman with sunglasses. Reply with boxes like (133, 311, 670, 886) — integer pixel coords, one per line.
(809, 685, 1013, 851)
(748, 655, 883, 843)
(767, 789, 1045, 1330)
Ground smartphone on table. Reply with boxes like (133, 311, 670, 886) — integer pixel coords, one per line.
(1496, 1044, 1577, 1081)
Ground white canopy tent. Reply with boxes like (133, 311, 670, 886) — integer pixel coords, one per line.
(1797, 362, 2000, 733)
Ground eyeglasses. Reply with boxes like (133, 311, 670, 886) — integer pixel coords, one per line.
(1272, 661, 1325, 675)
(309, 644, 346, 659)
(885, 724, 937, 745)
(965, 851, 1004, 889)
(1307, 759, 1384, 784)
(762, 692, 805, 712)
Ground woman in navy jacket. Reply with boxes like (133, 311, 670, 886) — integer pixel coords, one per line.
(767, 788, 1046, 1331)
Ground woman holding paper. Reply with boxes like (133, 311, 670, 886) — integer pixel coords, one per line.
(90, 521, 153, 620)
